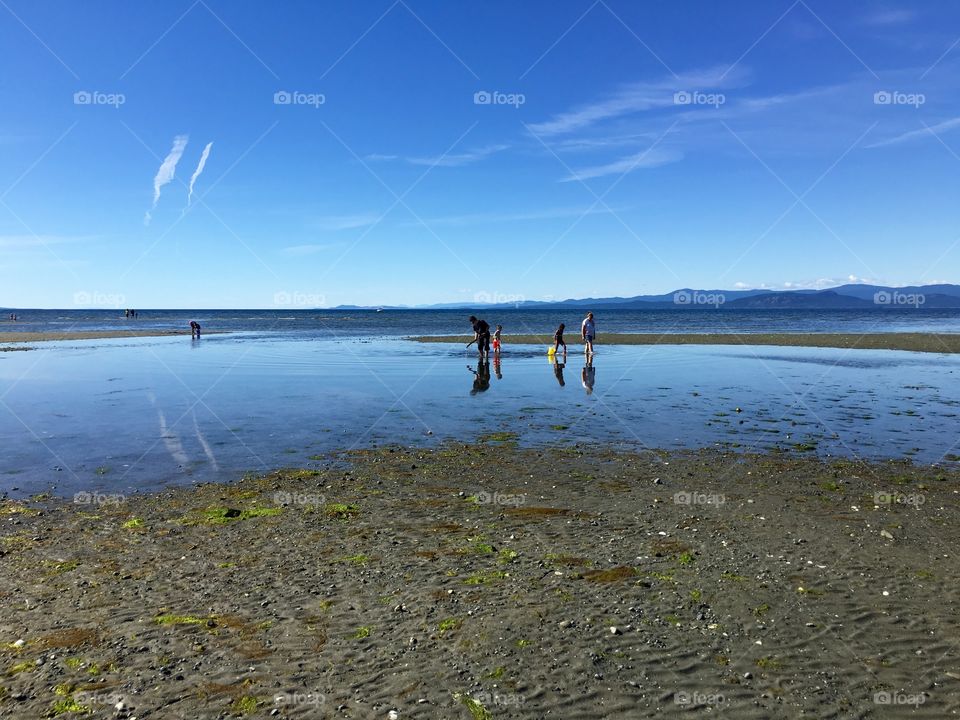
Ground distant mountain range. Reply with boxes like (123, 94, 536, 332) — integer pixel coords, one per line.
(333, 284, 960, 311)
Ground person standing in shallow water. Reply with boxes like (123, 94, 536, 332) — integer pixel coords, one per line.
(581, 312, 596, 355)
(190, 321, 201, 338)
(467, 315, 491, 357)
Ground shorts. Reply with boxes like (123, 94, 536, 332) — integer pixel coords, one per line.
(584, 334, 594, 343)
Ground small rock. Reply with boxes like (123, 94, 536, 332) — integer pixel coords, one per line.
(743, 672, 753, 679)
(388, 711, 399, 720)
(11, 639, 24, 649)
(609, 626, 620, 635)
(880, 529, 894, 540)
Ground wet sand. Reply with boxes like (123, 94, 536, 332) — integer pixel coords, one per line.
(413, 332, 960, 354)
(1, 443, 957, 718)
(0, 330, 221, 346)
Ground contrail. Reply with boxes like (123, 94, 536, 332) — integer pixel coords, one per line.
(145, 134, 188, 225)
(186, 142, 213, 208)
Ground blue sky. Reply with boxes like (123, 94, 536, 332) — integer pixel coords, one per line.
(2, 0, 960, 308)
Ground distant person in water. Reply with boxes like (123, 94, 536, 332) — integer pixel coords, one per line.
(467, 316, 491, 357)
(554, 323, 567, 355)
(581, 312, 596, 355)
(467, 359, 491, 394)
(492, 325, 502, 354)
(581, 355, 595, 395)
(190, 321, 201, 338)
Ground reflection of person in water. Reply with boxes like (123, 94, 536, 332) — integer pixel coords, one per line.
(467, 360, 491, 395)
(493, 354, 503, 379)
(581, 356, 595, 395)
(551, 356, 566, 387)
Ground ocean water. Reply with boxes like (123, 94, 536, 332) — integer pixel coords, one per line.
(4, 307, 960, 337)
(2, 330, 959, 498)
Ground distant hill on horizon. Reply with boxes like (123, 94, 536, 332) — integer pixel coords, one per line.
(331, 283, 960, 311)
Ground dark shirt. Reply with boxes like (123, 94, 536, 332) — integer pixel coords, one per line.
(473, 319, 490, 336)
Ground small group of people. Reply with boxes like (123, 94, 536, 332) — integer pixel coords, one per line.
(7, 313, 17, 322)
(124, 309, 138, 318)
(467, 311, 597, 357)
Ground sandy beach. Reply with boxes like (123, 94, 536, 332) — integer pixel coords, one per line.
(413, 332, 960, 354)
(1, 442, 957, 718)
(0, 330, 222, 347)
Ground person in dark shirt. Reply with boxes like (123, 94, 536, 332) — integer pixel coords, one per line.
(190, 321, 201, 338)
(554, 323, 567, 355)
(467, 315, 491, 357)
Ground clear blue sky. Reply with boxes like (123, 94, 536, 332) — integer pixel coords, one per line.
(2, 0, 960, 308)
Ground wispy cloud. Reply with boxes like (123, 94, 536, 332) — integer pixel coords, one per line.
(366, 144, 508, 167)
(145, 134, 188, 225)
(863, 8, 915, 26)
(561, 147, 682, 182)
(312, 214, 381, 231)
(415, 205, 625, 227)
(281, 243, 345, 256)
(186, 141, 213, 208)
(528, 65, 744, 136)
(866, 116, 960, 148)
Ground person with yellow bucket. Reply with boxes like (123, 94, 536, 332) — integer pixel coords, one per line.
(547, 323, 567, 357)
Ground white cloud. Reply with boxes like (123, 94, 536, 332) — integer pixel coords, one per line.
(528, 65, 745, 136)
(146, 134, 188, 224)
(312, 214, 381, 231)
(561, 147, 682, 182)
(186, 142, 213, 208)
(417, 205, 625, 227)
(866, 117, 960, 148)
(364, 144, 508, 168)
(863, 9, 915, 26)
(281, 243, 344, 256)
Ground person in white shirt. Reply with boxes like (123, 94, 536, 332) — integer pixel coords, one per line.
(581, 312, 596, 355)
